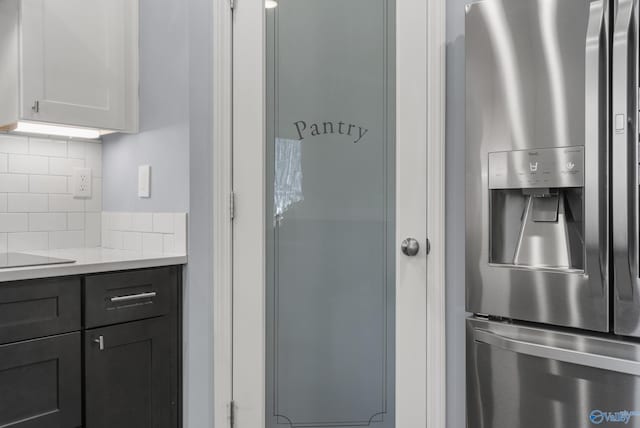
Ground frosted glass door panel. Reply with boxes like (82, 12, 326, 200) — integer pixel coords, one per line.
(266, 0, 395, 427)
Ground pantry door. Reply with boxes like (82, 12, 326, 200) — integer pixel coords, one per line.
(227, 0, 443, 425)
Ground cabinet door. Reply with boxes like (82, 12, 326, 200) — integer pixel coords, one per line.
(20, 0, 135, 130)
(85, 318, 176, 428)
(0, 332, 81, 428)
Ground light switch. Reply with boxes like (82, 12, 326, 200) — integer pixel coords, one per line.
(138, 165, 151, 198)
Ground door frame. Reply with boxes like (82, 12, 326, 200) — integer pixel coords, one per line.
(212, 0, 446, 425)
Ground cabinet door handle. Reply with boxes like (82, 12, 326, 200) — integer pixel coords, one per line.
(110, 291, 157, 303)
(93, 335, 104, 351)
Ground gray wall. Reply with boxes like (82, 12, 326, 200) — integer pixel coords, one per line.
(185, 0, 214, 425)
(102, 0, 190, 212)
(446, 0, 467, 427)
(101, 0, 214, 426)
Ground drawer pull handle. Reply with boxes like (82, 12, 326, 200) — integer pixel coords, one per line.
(110, 291, 157, 303)
(93, 335, 104, 351)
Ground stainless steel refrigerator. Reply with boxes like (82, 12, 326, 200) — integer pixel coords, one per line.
(465, 0, 640, 426)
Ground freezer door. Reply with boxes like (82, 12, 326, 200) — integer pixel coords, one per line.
(465, 0, 610, 331)
(613, 0, 640, 337)
(467, 318, 640, 428)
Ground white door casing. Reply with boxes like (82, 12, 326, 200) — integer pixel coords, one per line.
(396, 0, 428, 423)
(212, 0, 446, 426)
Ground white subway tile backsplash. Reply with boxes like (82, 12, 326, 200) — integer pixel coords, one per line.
(8, 193, 48, 212)
(173, 213, 187, 253)
(85, 213, 101, 247)
(8, 232, 48, 251)
(9, 154, 49, 174)
(0, 134, 102, 250)
(131, 213, 153, 232)
(49, 230, 84, 249)
(103, 212, 187, 255)
(111, 212, 132, 231)
(67, 140, 88, 159)
(0, 135, 28, 154)
(122, 231, 142, 252)
(67, 141, 86, 159)
(67, 213, 85, 230)
(109, 230, 124, 249)
(0, 174, 28, 193)
(49, 157, 84, 176)
(30, 213, 67, 231)
(0, 213, 28, 232)
(101, 228, 112, 248)
(49, 194, 85, 212)
(0, 135, 191, 257)
(29, 175, 67, 193)
(162, 234, 176, 253)
(142, 233, 163, 254)
(29, 138, 67, 157)
(85, 179, 102, 212)
(85, 143, 102, 177)
(153, 213, 174, 233)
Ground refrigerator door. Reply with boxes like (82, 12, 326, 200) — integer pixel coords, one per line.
(465, 0, 610, 331)
(467, 318, 640, 428)
(613, 0, 640, 337)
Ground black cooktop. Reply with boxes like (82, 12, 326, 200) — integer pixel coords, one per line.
(0, 253, 75, 269)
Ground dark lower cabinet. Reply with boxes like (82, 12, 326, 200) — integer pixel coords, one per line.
(84, 317, 177, 428)
(0, 266, 181, 428)
(0, 332, 81, 428)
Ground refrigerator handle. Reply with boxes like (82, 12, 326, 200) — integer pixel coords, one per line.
(613, 0, 637, 301)
(474, 329, 640, 376)
(584, 0, 608, 297)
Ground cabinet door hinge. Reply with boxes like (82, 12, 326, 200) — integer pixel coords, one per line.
(230, 192, 236, 221)
(229, 400, 236, 428)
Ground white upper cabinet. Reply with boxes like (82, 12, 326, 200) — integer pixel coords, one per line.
(0, 0, 138, 134)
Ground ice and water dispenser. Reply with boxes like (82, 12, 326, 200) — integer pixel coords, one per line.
(488, 146, 585, 270)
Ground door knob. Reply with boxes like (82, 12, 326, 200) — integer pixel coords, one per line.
(401, 238, 420, 256)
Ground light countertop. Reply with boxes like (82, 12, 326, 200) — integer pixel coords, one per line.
(0, 247, 187, 283)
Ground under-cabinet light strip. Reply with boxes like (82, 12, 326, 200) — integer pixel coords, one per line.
(13, 121, 102, 140)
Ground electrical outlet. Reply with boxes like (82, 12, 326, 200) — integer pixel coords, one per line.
(72, 167, 92, 198)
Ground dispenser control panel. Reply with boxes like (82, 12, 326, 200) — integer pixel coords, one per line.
(488, 146, 584, 189)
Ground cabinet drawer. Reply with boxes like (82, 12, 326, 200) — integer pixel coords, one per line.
(0, 277, 81, 345)
(84, 267, 177, 328)
(0, 332, 81, 428)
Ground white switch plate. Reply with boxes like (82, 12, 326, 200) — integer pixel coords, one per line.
(138, 165, 151, 198)
(72, 167, 92, 198)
